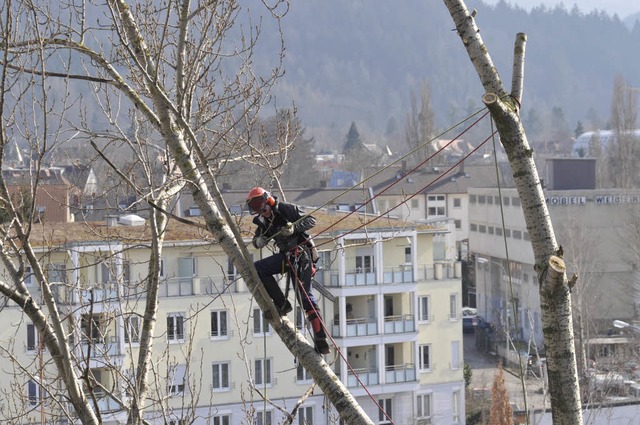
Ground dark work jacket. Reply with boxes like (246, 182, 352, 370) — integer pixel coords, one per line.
(252, 202, 316, 252)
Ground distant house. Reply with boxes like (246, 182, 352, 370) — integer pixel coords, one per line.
(3, 167, 72, 223)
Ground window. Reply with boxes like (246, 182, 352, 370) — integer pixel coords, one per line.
(28, 380, 45, 406)
(503, 197, 511, 206)
(469, 194, 476, 204)
(404, 246, 412, 263)
(253, 308, 270, 334)
(470, 223, 477, 232)
(513, 230, 522, 239)
(453, 390, 460, 423)
(227, 257, 236, 280)
(488, 226, 494, 235)
(211, 310, 228, 338)
(178, 257, 196, 278)
(167, 313, 185, 342)
(255, 358, 272, 386)
(487, 195, 493, 204)
(504, 228, 511, 238)
(478, 195, 486, 204)
(416, 393, 432, 421)
(449, 294, 457, 320)
(167, 364, 186, 395)
(495, 227, 503, 236)
(100, 259, 114, 284)
(512, 197, 521, 207)
(299, 406, 313, 425)
(451, 341, 460, 370)
(256, 411, 272, 425)
(454, 219, 461, 229)
(453, 197, 461, 208)
(378, 398, 392, 424)
(212, 362, 230, 390)
(418, 296, 430, 322)
(124, 315, 141, 344)
(355, 255, 373, 273)
(25, 266, 33, 286)
(27, 323, 38, 352)
(213, 415, 230, 425)
(427, 195, 446, 217)
(478, 225, 486, 233)
(297, 363, 311, 382)
(47, 263, 66, 284)
(419, 344, 431, 370)
(81, 314, 105, 343)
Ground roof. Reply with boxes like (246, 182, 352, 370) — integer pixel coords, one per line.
(22, 208, 429, 247)
(363, 162, 514, 196)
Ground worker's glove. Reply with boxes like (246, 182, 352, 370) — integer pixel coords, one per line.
(281, 222, 295, 236)
(254, 236, 268, 249)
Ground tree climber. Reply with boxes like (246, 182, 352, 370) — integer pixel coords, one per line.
(246, 187, 330, 354)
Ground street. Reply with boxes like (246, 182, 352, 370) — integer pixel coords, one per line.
(464, 333, 550, 415)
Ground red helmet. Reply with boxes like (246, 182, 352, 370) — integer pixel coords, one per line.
(246, 187, 274, 214)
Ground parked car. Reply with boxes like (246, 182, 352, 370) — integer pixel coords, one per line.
(462, 307, 478, 333)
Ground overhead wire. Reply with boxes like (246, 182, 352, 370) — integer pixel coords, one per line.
(283, 122, 499, 424)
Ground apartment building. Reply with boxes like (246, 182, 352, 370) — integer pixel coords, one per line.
(0, 209, 464, 424)
(363, 162, 513, 259)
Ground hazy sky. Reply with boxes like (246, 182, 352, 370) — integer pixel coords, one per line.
(482, 0, 639, 19)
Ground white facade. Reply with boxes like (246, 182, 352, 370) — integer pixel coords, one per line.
(0, 215, 465, 424)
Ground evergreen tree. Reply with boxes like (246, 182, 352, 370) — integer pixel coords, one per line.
(343, 121, 365, 154)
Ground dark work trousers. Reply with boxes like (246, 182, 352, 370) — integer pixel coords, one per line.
(254, 251, 318, 313)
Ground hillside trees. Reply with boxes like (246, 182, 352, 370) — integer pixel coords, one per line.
(444, 1, 583, 424)
(608, 75, 640, 189)
(0, 0, 371, 424)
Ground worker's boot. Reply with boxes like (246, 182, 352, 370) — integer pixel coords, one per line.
(307, 311, 330, 354)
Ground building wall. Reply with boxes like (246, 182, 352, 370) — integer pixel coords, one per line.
(469, 187, 640, 344)
(0, 223, 465, 424)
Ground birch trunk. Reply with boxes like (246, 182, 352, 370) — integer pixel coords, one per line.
(443, 1, 583, 424)
(108, 1, 373, 423)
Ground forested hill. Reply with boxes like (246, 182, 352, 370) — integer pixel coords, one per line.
(260, 0, 640, 149)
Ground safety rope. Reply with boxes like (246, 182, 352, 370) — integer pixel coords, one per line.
(285, 251, 396, 425)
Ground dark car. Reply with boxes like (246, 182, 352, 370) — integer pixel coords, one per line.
(462, 307, 478, 333)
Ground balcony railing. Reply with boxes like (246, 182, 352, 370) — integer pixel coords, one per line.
(383, 314, 415, 334)
(80, 336, 121, 357)
(332, 318, 378, 337)
(347, 368, 379, 387)
(382, 266, 413, 284)
(385, 363, 417, 383)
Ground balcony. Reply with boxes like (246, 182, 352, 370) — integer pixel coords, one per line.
(80, 287, 118, 304)
(382, 266, 413, 284)
(347, 368, 379, 387)
(384, 314, 415, 334)
(332, 317, 378, 338)
(385, 363, 417, 383)
(80, 336, 121, 358)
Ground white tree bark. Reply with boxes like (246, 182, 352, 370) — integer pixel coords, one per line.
(443, 1, 583, 424)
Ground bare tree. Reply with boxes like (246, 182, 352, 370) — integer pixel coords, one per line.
(443, 1, 583, 424)
(0, 1, 371, 424)
(608, 75, 639, 189)
(404, 81, 437, 165)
